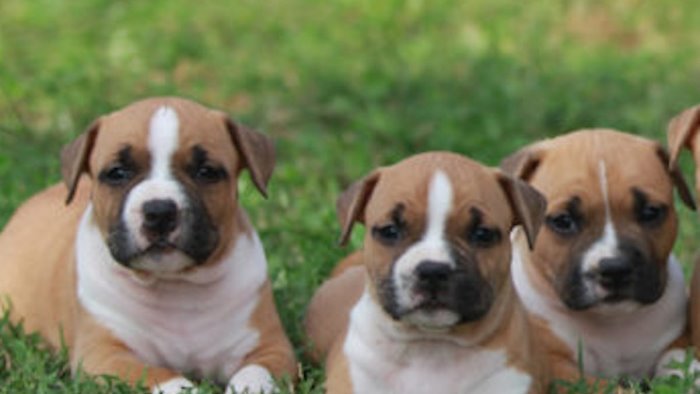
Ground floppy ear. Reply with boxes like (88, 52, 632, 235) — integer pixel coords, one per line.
(667, 104, 700, 171)
(336, 171, 381, 246)
(61, 118, 101, 204)
(655, 144, 696, 210)
(500, 145, 544, 182)
(496, 171, 547, 250)
(222, 115, 276, 198)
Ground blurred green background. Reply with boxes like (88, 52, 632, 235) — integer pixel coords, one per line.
(2, 0, 700, 392)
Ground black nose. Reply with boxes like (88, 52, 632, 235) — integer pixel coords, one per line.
(598, 257, 634, 290)
(415, 261, 452, 292)
(142, 199, 178, 236)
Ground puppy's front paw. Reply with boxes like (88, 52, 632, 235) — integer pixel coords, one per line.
(655, 348, 700, 380)
(152, 376, 197, 394)
(225, 364, 275, 394)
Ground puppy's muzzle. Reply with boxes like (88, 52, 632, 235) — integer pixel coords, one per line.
(142, 198, 179, 241)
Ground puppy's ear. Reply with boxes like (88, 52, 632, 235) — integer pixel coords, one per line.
(667, 104, 700, 172)
(61, 118, 101, 204)
(496, 171, 547, 250)
(655, 144, 696, 210)
(500, 145, 544, 182)
(221, 114, 276, 198)
(337, 171, 381, 246)
(667, 105, 700, 209)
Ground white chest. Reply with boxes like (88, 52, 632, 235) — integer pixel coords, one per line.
(511, 243, 687, 378)
(76, 207, 267, 382)
(343, 293, 532, 394)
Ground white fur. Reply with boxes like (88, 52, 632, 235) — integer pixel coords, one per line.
(655, 348, 700, 384)
(122, 106, 192, 272)
(392, 171, 458, 329)
(343, 291, 532, 394)
(424, 170, 453, 242)
(152, 376, 196, 394)
(225, 364, 275, 394)
(76, 204, 267, 384)
(148, 106, 180, 180)
(511, 228, 687, 378)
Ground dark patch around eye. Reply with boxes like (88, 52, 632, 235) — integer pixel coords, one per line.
(632, 188, 667, 228)
(546, 196, 583, 237)
(191, 145, 208, 166)
(98, 146, 139, 186)
(466, 207, 502, 248)
(188, 145, 228, 184)
(371, 203, 407, 246)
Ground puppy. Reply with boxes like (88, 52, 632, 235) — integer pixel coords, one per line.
(305, 151, 550, 393)
(0, 97, 295, 393)
(502, 129, 694, 384)
(667, 103, 700, 363)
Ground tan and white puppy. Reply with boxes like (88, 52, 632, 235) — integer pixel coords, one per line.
(667, 103, 700, 360)
(305, 152, 550, 394)
(0, 97, 295, 393)
(502, 129, 695, 384)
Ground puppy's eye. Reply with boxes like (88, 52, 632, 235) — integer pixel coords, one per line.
(636, 204, 667, 226)
(547, 213, 579, 235)
(469, 226, 501, 248)
(372, 223, 403, 245)
(99, 165, 134, 186)
(192, 164, 227, 184)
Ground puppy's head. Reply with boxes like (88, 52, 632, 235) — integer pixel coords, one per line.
(503, 130, 694, 313)
(61, 97, 274, 275)
(338, 152, 546, 331)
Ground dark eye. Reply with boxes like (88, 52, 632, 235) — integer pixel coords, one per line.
(372, 223, 403, 245)
(192, 164, 227, 184)
(468, 226, 501, 248)
(99, 165, 134, 186)
(547, 212, 579, 235)
(637, 204, 667, 226)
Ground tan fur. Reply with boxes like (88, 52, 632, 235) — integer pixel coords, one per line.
(505, 131, 685, 294)
(666, 104, 700, 359)
(242, 281, 297, 379)
(304, 261, 364, 363)
(306, 152, 550, 393)
(0, 97, 294, 389)
(0, 181, 88, 349)
(504, 129, 692, 389)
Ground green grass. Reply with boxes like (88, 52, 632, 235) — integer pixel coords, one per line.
(2, 0, 700, 392)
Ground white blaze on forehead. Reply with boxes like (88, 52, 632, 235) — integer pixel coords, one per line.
(425, 170, 454, 242)
(148, 106, 180, 180)
(581, 160, 619, 276)
(598, 160, 612, 225)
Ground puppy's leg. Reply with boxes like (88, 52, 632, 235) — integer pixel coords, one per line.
(548, 354, 618, 394)
(72, 312, 193, 394)
(225, 281, 296, 394)
(304, 264, 364, 363)
(324, 349, 353, 394)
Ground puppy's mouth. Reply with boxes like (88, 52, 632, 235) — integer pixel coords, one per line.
(143, 239, 178, 255)
(601, 292, 630, 304)
(415, 298, 450, 310)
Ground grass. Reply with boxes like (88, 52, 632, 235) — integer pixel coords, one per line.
(1, 0, 700, 392)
